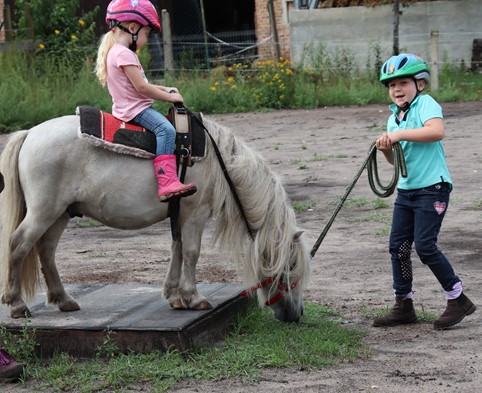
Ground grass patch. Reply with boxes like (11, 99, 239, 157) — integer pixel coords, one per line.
(74, 218, 103, 228)
(372, 199, 390, 209)
(346, 212, 391, 224)
(467, 199, 482, 211)
(310, 153, 348, 162)
(374, 226, 391, 237)
(1, 301, 368, 392)
(310, 153, 328, 161)
(292, 200, 316, 213)
(330, 197, 391, 210)
(1, 48, 481, 133)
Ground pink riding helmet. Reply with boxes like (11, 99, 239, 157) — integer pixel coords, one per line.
(106, 0, 161, 32)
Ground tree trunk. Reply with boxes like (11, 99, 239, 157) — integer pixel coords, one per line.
(393, 0, 400, 55)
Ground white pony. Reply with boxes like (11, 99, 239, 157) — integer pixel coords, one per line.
(0, 115, 311, 322)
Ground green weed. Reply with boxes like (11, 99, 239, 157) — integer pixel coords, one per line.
(74, 218, 102, 228)
(293, 200, 316, 213)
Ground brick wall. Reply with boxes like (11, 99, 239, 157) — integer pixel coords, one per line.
(255, 0, 292, 61)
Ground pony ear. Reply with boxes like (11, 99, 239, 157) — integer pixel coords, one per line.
(293, 231, 304, 242)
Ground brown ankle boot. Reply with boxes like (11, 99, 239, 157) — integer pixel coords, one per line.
(433, 292, 476, 330)
(373, 298, 418, 327)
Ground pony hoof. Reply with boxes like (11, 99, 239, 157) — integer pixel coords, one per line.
(194, 300, 212, 310)
(170, 299, 186, 309)
(59, 301, 80, 312)
(10, 307, 31, 319)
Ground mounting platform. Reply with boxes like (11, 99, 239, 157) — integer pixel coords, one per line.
(0, 283, 249, 357)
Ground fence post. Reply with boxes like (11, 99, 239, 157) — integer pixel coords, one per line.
(4, 4, 12, 41)
(430, 30, 439, 91)
(162, 9, 174, 75)
(24, 2, 34, 40)
(267, 0, 281, 61)
(199, 0, 210, 70)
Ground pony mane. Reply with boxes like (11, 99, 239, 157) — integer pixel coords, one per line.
(200, 117, 310, 288)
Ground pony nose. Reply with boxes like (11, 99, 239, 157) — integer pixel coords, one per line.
(273, 299, 303, 323)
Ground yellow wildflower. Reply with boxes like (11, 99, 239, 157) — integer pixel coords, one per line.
(210, 86, 217, 92)
(38, 43, 45, 49)
(54, 29, 60, 35)
(71, 35, 77, 40)
(79, 19, 85, 26)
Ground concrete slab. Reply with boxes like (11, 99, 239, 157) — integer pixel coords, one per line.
(0, 283, 249, 357)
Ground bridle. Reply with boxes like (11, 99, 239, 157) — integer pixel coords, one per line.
(240, 276, 301, 306)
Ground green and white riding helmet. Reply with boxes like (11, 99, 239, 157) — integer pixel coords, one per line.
(380, 53, 431, 86)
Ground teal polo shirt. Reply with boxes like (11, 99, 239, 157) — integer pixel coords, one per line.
(387, 94, 452, 190)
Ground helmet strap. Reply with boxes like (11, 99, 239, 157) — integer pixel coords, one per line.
(116, 23, 143, 52)
(396, 78, 421, 113)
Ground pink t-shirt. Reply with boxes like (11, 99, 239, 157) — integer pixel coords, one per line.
(106, 43, 153, 121)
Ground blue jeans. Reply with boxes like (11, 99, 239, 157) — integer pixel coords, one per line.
(389, 182, 459, 297)
(131, 106, 176, 156)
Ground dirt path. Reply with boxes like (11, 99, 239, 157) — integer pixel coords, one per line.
(1, 101, 481, 392)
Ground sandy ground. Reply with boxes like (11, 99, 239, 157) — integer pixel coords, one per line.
(1, 101, 481, 392)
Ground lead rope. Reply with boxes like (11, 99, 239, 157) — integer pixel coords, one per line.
(310, 141, 407, 259)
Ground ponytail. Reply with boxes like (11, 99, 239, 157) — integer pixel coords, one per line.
(95, 31, 117, 87)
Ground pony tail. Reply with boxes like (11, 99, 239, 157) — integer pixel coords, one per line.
(95, 31, 116, 87)
(0, 131, 41, 300)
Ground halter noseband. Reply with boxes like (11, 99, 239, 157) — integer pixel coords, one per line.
(240, 276, 301, 306)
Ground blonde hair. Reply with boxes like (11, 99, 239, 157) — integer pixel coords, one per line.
(95, 31, 117, 87)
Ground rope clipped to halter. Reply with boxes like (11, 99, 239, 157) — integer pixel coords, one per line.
(310, 141, 406, 259)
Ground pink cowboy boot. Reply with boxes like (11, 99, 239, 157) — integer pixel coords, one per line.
(153, 155, 197, 202)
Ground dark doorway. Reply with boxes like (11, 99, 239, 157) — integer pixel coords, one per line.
(203, 0, 255, 33)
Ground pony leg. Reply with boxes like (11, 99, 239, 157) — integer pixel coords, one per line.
(163, 207, 212, 310)
(2, 219, 42, 318)
(180, 233, 212, 310)
(37, 213, 80, 312)
(163, 237, 185, 309)
(175, 208, 213, 310)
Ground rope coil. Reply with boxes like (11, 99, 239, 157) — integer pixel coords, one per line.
(366, 141, 407, 198)
(310, 141, 406, 259)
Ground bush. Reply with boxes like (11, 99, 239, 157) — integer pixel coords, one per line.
(1, 43, 481, 132)
(14, 0, 100, 66)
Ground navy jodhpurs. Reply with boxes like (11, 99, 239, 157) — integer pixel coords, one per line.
(389, 182, 459, 297)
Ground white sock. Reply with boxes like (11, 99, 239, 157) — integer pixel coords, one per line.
(394, 291, 414, 299)
(403, 291, 414, 300)
(445, 281, 462, 300)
